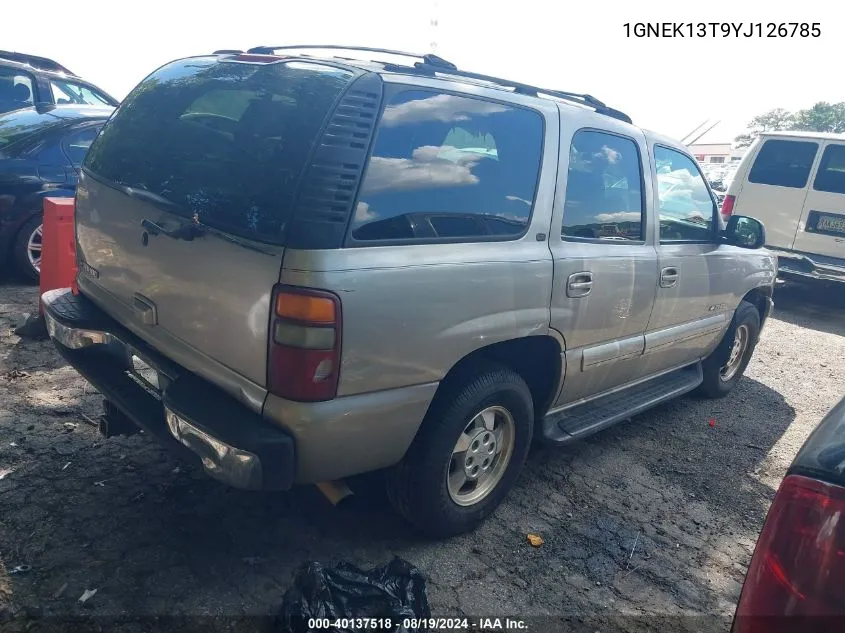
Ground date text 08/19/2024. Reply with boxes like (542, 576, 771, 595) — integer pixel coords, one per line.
(624, 22, 821, 38)
(306, 618, 528, 630)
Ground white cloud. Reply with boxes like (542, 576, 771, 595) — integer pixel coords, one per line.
(381, 94, 508, 127)
(354, 201, 378, 222)
(595, 211, 641, 223)
(505, 195, 532, 206)
(360, 145, 482, 194)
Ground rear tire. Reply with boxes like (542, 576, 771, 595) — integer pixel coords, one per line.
(13, 216, 43, 283)
(696, 301, 760, 399)
(386, 362, 533, 537)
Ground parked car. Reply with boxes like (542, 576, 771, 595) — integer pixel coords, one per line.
(0, 105, 113, 280)
(732, 396, 845, 632)
(42, 46, 776, 536)
(0, 51, 117, 114)
(723, 131, 845, 287)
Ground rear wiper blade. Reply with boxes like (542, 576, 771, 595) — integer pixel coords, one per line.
(140, 217, 276, 254)
(125, 186, 180, 211)
(202, 224, 278, 255)
(140, 218, 205, 241)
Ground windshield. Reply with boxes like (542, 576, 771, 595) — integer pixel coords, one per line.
(50, 80, 112, 106)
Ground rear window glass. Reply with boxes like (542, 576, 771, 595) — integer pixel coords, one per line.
(813, 144, 845, 194)
(350, 89, 543, 242)
(84, 58, 353, 245)
(748, 139, 818, 189)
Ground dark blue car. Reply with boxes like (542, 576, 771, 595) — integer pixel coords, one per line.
(0, 104, 113, 280)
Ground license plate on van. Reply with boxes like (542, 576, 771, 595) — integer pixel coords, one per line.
(816, 214, 845, 235)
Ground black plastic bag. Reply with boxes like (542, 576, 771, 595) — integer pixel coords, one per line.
(280, 557, 431, 633)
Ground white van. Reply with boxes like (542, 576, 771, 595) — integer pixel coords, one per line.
(724, 131, 845, 285)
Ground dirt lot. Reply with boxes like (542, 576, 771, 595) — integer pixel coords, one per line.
(1, 280, 844, 632)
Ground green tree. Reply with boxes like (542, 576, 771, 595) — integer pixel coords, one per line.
(793, 101, 845, 134)
(734, 102, 845, 148)
(734, 108, 795, 148)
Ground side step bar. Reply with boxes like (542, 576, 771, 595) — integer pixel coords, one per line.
(541, 363, 704, 444)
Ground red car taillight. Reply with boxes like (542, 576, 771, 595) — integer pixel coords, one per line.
(733, 474, 845, 633)
(721, 194, 736, 218)
(267, 286, 342, 402)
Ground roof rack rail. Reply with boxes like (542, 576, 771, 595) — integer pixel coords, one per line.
(213, 49, 244, 55)
(0, 50, 75, 76)
(384, 62, 632, 124)
(245, 44, 458, 70)
(242, 45, 630, 123)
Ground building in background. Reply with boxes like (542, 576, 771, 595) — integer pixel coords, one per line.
(688, 142, 746, 164)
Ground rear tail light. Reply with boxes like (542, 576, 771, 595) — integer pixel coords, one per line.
(732, 474, 845, 633)
(722, 194, 736, 218)
(267, 286, 341, 402)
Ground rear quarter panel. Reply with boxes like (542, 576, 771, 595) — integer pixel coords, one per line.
(281, 241, 556, 397)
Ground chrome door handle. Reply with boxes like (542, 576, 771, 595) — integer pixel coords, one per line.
(567, 272, 594, 297)
(660, 267, 679, 288)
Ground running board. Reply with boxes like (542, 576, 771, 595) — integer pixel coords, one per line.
(540, 363, 703, 444)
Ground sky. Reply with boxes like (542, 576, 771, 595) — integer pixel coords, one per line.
(5, 0, 843, 145)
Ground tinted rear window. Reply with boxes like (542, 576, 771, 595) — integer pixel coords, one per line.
(813, 144, 845, 194)
(748, 139, 818, 189)
(85, 58, 354, 245)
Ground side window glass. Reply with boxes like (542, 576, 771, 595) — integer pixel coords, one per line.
(654, 146, 716, 242)
(63, 125, 103, 168)
(813, 144, 845, 194)
(0, 71, 35, 114)
(351, 90, 543, 242)
(748, 139, 818, 189)
(561, 130, 643, 241)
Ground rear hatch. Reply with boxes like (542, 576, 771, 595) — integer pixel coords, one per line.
(75, 55, 356, 396)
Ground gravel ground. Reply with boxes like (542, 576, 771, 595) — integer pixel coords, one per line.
(0, 279, 843, 632)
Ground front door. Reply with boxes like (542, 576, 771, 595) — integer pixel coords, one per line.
(549, 125, 659, 407)
(643, 145, 733, 376)
(791, 141, 845, 259)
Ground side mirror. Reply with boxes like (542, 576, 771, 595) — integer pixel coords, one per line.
(723, 215, 766, 249)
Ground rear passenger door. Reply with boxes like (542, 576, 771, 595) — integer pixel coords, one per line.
(791, 141, 845, 259)
(734, 138, 820, 250)
(549, 123, 659, 406)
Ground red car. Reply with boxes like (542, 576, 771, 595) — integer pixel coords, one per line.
(732, 396, 845, 632)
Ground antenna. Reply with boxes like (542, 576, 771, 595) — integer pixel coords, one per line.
(687, 121, 721, 146)
(680, 120, 710, 144)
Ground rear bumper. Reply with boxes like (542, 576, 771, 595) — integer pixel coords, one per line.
(42, 288, 296, 490)
(775, 250, 845, 285)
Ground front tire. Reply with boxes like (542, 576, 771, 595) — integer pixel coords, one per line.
(386, 363, 533, 537)
(696, 300, 760, 398)
(13, 216, 43, 283)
